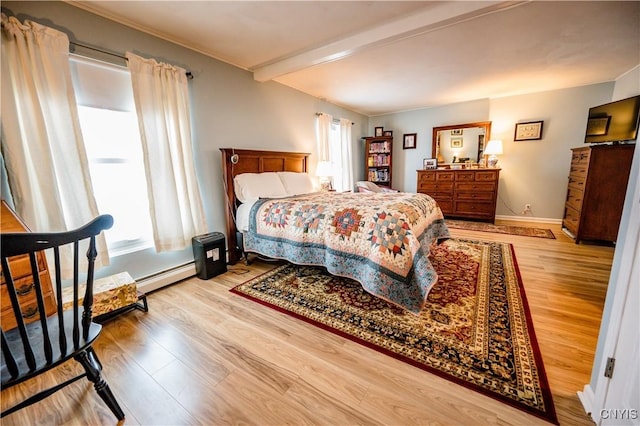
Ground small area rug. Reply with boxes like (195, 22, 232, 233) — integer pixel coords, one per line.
(446, 219, 555, 239)
(231, 239, 557, 424)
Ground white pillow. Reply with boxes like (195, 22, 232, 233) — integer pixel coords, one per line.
(277, 172, 316, 195)
(234, 172, 288, 203)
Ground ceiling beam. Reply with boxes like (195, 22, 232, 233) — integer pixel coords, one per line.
(252, 1, 527, 82)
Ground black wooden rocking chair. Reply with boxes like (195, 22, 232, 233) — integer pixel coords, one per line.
(1, 214, 125, 421)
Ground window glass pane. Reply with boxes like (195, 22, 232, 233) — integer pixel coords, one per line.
(79, 106, 140, 159)
(77, 106, 153, 252)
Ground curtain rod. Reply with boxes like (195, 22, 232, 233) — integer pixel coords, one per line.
(69, 41, 193, 80)
(315, 112, 354, 125)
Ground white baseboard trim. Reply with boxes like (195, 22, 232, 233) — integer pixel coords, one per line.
(577, 384, 596, 423)
(137, 262, 196, 294)
(495, 214, 562, 224)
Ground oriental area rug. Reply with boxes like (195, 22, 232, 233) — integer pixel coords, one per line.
(445, 219, 556, 239)
(231, 239, 558, 424)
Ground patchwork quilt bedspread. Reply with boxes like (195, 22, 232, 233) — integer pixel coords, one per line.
(244, 191, 450, 313)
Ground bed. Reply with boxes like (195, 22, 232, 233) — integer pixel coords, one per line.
(220, 148, 450, 314)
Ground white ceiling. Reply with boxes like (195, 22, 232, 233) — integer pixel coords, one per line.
(69, 1, 640, 116)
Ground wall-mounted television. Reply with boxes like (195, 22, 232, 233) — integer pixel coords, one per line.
(584, 95, 640, 144)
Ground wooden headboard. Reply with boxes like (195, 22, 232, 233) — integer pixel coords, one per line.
(220, 148, 310, 264)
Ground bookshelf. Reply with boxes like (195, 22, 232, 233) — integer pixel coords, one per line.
(363, 136, 393, 188)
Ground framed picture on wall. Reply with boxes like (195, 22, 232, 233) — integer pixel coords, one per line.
(514, 121, 544, 141)
(375, 127, 384, 137)
(403, 133, 417, 149)
(451, 129, 463, 136)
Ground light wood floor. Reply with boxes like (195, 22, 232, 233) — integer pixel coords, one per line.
(1, 221, 615, 425)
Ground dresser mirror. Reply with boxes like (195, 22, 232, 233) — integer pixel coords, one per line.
(432, 121, 492, 165)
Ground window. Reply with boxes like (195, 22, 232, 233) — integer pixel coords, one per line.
(328, 120, 353, 193)
(70, 55, 153, 255)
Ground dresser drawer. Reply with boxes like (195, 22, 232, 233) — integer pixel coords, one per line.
(1, 273, 57, 330)
(568, 174, 587, 190)
(419, 186, 453, 200)
(563, 205, 580, 235)
(474, 171, 498, 182)
(571, 149, 591, 166)
(435, 172, 455, 182)
(1, 272, 54, 310)
(417, 181, 437, 191)
(419, 171, 455, 183)
(431, 192, 454, 201)
(565, 186, 584, 211)
(0, 297, 56, 331)
(1, 253, 47, 284)
(431, 191, 453, 200)
(421, 190, 455, 200)
(456, 191, 495, 201)
(433, 198, 453, 214)
(454, 201, 494, 217)
(418, 182, 453, 192)
(455, 182, 496, 192)
(417, 171, 436, 183)
(1, 299, 41, 326)
(569, 162, 588, 176)
(454, 171, 476, 182)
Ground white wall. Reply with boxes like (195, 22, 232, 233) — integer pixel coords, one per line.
(372, 85, 614, 220)
(489, 84, 613, 220)
(370, 99, 489, 192)
(612, 65, 640, 101)
(1, 1, 369, 280)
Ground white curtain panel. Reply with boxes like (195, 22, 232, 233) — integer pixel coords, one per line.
(0, 14, 109, 272)
(337, 118, 354, 192)
(315, 113, 332, 162)
(126, 52, 207, 252)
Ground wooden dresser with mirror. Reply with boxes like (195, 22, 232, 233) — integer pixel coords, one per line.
(432, 121, 492, 166)
(1, 201, 57, 330)
(418, 121, 500, 222)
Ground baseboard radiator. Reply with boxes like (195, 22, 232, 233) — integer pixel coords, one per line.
(136, 262, 196, 294)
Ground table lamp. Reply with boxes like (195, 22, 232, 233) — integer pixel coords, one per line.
(484, 140, 503, 168)
(316, 161, 333, 191)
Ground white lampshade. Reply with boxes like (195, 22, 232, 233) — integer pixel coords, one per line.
(484, 139, 503, 168)
(484, 140, 503, 156)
